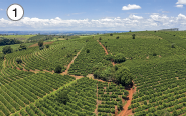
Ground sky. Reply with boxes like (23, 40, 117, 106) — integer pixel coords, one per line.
(0, 0, 186, 31)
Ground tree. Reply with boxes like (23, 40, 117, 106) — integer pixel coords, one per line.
(2, 46, 13, 54)
(16, 57, 22, 64)
(56, 90, 69, 105)
(19, 44, 27, 51)
(144, 100, 147, 105)
(86, 49, 90, 53)
(132, 34, 136, 39)
(39, 46, 44, 50)
(105, 54, 114, 60)
(153, 52, 157, 56)
(115, 66, 133, 86)
(116, 36, 119, 39)
(113, 53, 126, 63)
(38, 40, 43, 47)
(117, 101, 123, 111)
(110, 34, 113, 36)
(172, 110, 177, 116)
(45, 44, 49, 48)
(54, 65, 62, 73)
(171, 43, 175, 48)
(129, 30, 131, 32)
(93, 64, 115, 81)
(99, 37, 102, 41)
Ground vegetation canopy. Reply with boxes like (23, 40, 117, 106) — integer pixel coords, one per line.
(2, 46, 13, 54)
(38, 40, 43, 47)
(54, 65, 62, 73)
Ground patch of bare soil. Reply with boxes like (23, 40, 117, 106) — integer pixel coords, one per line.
(3, 58, 6, 68)
(28, 41, 54, 48)
(94, 100, 102, 115)
(146, 56, 149, 59)
(87, 74, 94, 79)
(115, 105, 118, 116)
(94, 83, 102, 115)
(118, 82, 136, 116)
(159, 55, 161, 57)
(29, 69, 39, 74)
(68, 75, 84, 80)
(43, 69, 53, 74)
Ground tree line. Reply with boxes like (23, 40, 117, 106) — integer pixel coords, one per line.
(0, 37, 22, 46)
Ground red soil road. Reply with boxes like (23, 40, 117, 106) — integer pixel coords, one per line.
(118, 82, 136, 116)
(97, 40, 108, 55)
(97, 40, 116, 66)
(28, 41, 54, 48)
(97, 39, 136, 116)
(61, 50, 82, 75)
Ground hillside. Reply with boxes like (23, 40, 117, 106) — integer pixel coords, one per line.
(0, 31, 186, 116)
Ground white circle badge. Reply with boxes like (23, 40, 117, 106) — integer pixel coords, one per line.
(7, 4, 24, 21)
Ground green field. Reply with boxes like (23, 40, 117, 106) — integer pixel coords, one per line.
(1, 31, 186, 116)
(0, 43, 34, 53)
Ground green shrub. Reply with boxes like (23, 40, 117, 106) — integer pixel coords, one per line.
(171, 43, 175, 48)
(86, 49, 90, 53)
(56, 90, 69, 105)
(16, 58, 22, 64)
(153, 52, 157, 56)
(38, 40, 43, 47)
(39, 46, 44, 50)
(54, 65, 62, 73)
(132, 34, 135, 39)
(105, 54, 113, 60)
(46, 44, 49, 48)
(113, 53, 126, 63)
(2, 46, 13, 54)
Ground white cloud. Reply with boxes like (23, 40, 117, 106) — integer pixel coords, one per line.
(176, 4, 183, 8)
(122, 4, 141, 10)
(176, 0, 186, 4)
(0, 9, 3, 11)
(129, 14, 143, 19)
(0, 13, 186, 31)
(178, 13, 186, 19)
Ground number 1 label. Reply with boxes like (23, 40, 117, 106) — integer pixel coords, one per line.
(7, 4, 24, 21)
(13, 8, 17, 17)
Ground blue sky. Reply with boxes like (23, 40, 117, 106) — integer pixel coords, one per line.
(0, 0, 186, 31)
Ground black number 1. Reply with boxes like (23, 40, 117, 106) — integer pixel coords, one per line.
(13, 8, 17, 17)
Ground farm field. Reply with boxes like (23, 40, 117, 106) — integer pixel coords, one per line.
(1, 31, 186, 116)
(0, 43, 33, 52)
